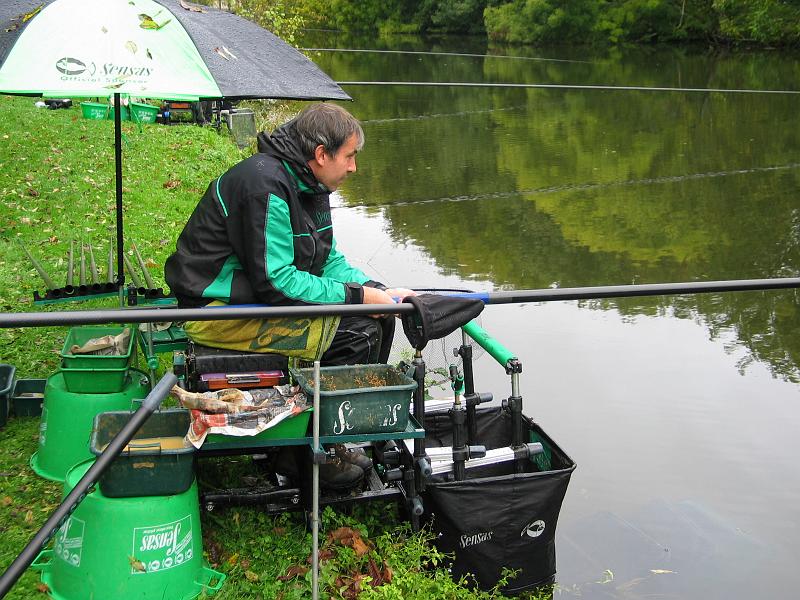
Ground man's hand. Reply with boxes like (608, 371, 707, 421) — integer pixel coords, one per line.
(362, 286, 395, 305)
(385, 287, 417, 302)
(362, 285, 396, 317)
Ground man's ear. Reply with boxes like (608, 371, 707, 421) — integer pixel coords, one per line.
(313, 144, 326, 165)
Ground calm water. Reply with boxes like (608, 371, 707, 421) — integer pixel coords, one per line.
(302, 34, 800, 599)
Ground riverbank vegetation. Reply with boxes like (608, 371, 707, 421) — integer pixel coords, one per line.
(212, 0, 800, 47)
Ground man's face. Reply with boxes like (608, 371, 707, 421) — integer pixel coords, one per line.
(310, 133, 359, 191)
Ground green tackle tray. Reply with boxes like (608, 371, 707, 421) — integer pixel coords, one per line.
(11, 378, 46, 417)
(61, 326, 135, 369)
(91, 409, 195, 497)
(291, 364, 417, 436)
(60, 365, 132, 394)
(203, 406, 313, 448)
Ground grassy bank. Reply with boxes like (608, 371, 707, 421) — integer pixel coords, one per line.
(0, 96, 544, 599)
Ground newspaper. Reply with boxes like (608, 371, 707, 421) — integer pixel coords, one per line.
(170, 384, 307, 448)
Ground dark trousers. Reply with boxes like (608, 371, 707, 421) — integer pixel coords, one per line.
(320, 316, 395, 366)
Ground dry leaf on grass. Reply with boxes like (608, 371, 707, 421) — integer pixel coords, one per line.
(328, 526, 372, 556)
(278, 565, 308, 581)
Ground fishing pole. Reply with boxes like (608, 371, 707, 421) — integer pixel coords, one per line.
(2, 277, 800, 329)
(302, 47, 589, 64)
(338, 81, 800, 95)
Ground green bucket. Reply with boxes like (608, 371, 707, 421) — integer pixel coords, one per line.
(33, 460, 224, 599)
(30, 370, 149, 482)
(130, 102, 159, 124)
(80, 102, 108, 120)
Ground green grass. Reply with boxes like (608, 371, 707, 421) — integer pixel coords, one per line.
(0, 96, 550, 599)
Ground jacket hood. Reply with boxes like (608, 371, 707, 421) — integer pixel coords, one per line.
(257, 120, 329, 193)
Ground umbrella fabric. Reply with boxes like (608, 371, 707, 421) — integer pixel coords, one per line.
(0, 0, 350, 101)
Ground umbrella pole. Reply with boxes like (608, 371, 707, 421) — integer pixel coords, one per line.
(114, 93, 125, 307)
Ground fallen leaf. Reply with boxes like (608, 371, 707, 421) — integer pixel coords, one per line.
(163, 178, 180, 190)
(278, 565, 308, 581)
(245, 570, 259, 582)
(179, 0, 206, 12)
(227, 553, 238, 566)
(328, 527, 372, 556)
(138, 14, 171, 30)
(128, 556, 146, 572)
(1, 496, 12, 506)
(24, 510, 34, 523)
(48, 236, 58, 243)
(144, 259, 158, 268)
(36, 582, 50, 593)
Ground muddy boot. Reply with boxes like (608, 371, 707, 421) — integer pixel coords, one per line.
(334, 443, 373, 474)
(319, 456, 364, 491)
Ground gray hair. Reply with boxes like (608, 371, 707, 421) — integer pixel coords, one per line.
(293, 103, 364, 160)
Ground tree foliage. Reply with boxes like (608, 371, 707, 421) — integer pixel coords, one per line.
(283, 0, 800, 46)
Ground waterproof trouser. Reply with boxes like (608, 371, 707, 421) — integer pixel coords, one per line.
(320, 315, 396, 366)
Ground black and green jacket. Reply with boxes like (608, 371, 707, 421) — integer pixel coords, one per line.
(165, 121, 379, 308)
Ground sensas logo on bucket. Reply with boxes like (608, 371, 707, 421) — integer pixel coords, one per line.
(131, 515, 193, 574)
(54, 516, 85, 567)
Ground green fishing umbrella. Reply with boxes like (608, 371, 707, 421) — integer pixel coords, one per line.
(0, 0, 349, 294)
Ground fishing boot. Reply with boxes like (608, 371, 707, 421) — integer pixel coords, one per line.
(319, 456, 364, 491)
(333, 443, 373, 474)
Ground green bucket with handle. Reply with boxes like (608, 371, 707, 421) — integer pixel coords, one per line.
(30, 369, 149, 482)
(33, 460, 224, 599)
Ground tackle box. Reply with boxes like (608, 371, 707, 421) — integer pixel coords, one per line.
(0, 364, 15, 427)
(91, 409, 195, 497)
(11, 378, 46, 417)
(291, 364, 417, 436)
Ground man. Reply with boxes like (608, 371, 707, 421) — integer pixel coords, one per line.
(166, 102, 413, 364)
(165, 103, 414, 488)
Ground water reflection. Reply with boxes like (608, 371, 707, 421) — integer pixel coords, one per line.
(307, 40, 800, 382)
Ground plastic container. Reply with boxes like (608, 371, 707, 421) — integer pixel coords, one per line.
(60, 365, 132, 394)
(60, 326, 135, 393)
(12, 378, 46, 417)
(61, 326, 134, 369)
(91, 409, 195, 497)
(291, 365, 417, 435)
(130, 102, 159, 124)
(203, 406, 312, 448)
(33, 459, 224, 599)
(80, 102, 108, 120)
(0, 364, 16, 428)
(31, 369, 149, 482)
